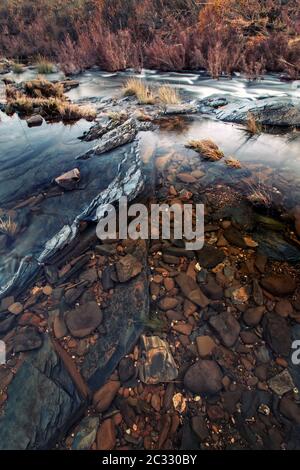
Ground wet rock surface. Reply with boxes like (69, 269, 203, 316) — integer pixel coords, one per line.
(0, 71, 300, 451)
(215, 97, 300, 127)
(0, 336, 85, 449)
(184, 360, 223, 395)
(64, 302, 103, 338)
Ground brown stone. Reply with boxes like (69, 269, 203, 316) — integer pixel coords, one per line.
(175, 273, 209, 308)
(151, 393, 161, 412)
(159, 297, 179, 311)
(275, 299, 293, 317)
(164, 278, 175, 291)
(64, 301, 103, 338)
(93, 381, 121, 412)
(261, 274, 296, 296)
(158, 414, 171, 449)
(196, 336, 216, 358)
(8, 302, 23, 315)
(172, 323, 193, 336)
(96, 419, 116, 450)
(184, 360, 223, 395)
(243, 306, 265, 326)
(177, 173, 197, 183)
(209, 312, 240, 347)
(115, 254, 142, 283)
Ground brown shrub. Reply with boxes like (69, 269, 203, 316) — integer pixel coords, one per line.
(0, 0, 299, 78)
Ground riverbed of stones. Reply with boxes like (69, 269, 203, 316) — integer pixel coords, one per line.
(1, 70, 300, 450)
(66, 152, 300, 451)
(2, 142, 300, 450)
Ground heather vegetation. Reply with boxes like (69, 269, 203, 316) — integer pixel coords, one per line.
(0, 0, 299, 77)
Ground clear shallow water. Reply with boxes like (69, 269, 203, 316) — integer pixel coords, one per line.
(66, 68, 300, 102)
(0, 112, 93, 204)
(139, 115, 300, 212)
(1, 68, 300, 210)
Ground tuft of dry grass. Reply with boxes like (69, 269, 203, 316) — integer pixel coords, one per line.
(225, 156, 242, 169)
(186, 138, 224, 161)
(246, 112, 262, 134)
(123, 78, 155, 105)
(0, 216, 18, 237)
(106, 110, 128, 122)
(5, 85, 17, 100)
(158, 85, 181, 105)
(5, 77, 96, 121)
(247, 189, 272, 207)
(35, 56, 55, 74)
(12, 62, 24, 74)
(24, 78, 64, 99)
(6, 91, 96, 121)
(59, 102, 96, 121)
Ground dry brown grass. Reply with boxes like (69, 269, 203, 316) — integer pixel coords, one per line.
(5, 85, 18, 100)
(5, 77, 96, 120)
(247, 188, 272, 207)
(186, 139, 224, 161)
(12, 62, 24, 74)
(106, 110, 128, 122)
(24, 78, 64, 98)
(0, 217, 18, 237)
(35, 56, 55, 74)
(225, 156, 242, 169)
(123, 78, 155, 105)
(158, 85, 181, 105)
(59, 102, 96, 121)
(6, 92, 96, 121)
(246, 112, 262, 134)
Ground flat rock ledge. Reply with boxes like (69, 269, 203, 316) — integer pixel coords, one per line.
(215, 97, 300, 127)
(0, 240, 149, 449)
(0, 336, 85, 450)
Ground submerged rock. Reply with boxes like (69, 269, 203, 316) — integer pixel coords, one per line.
(254, 231, 300, 263)
(268, 370, 295, 396)
(71, 416, 99, 450)
(93, 380, 121, 413)
(184, 360, 223, 395)
(115, 254, 143, 283)
(263, 313, 291, 357)
(196, 245, 225, 269)
(12, 326, 43, 353)
(175, 273, 209, 308)
(65, 301, 103, 338)
(0, 336, 85, 449)
(139, 335, 178, 385)
(261, 274, 296, 296)
(82, 241, 149, 391)
(96, 418, 116, 450)
(54, 168, 81, 191)
(209, 312, 240, 347)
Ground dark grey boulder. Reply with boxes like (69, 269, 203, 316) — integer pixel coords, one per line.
(0, 336, 85, 449)
(82, 240, 150, 391)
(216, 97, 300, 127)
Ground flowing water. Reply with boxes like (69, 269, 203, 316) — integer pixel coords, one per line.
(0, 68, 300, 296)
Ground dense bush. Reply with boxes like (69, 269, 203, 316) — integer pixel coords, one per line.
(0, 0, 299, 78)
